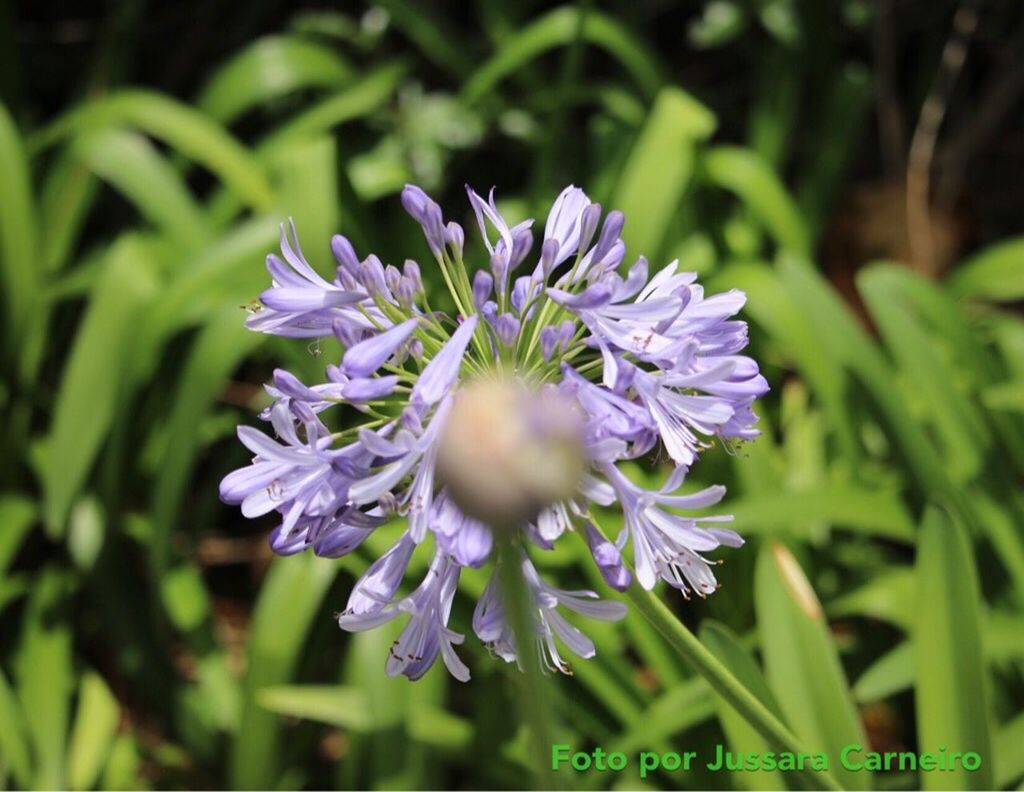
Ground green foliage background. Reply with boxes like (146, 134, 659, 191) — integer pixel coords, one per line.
(1, 1, 1023, 789)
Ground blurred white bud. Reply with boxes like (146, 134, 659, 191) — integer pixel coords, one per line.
(437, 378, 584, 527)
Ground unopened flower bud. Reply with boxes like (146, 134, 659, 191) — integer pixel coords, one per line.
(437, 378, 584, 527)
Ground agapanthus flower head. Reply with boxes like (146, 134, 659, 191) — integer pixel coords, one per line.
(221, 184, 768, 682)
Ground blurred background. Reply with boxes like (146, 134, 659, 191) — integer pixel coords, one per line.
(1, 0, 1023, 789)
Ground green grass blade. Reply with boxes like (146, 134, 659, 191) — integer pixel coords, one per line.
(42, 237, 159, 534)
(197, 36, 354, 124)
(150, 309, 262, 572)
(703, 146, 810, 257)
(755, 541, 871, 789)
(462, 6, 661, 104)
(827, 567, 915, 631)
(948, 236, 1024, 302)
(995, 711, 1024, 788)
(622, 577, 843, 790)
(0, 667, 31, 788)
(859, 264, 990, 483)
(711, 262, 859, 462)
(15, 568, 74, 790)
(0, 495, 35, 571)
(372, 0, 473, 77)
(853, 642, 912, 703)
(259, 63, 407, 154)
(72, 129, 211, 249)
(728, 484, 914, 543)
(32, 91, 274, 210)
(67, 671, 120, 791)
(913, 507, 993, 790)
(612, 87, 715, 260)
(256, 686, 375, 731)
(229, 554, 338, 789)
(0, 102, 38, 359)
(700, 621, 787, 791)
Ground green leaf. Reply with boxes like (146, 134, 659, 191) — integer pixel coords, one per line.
(853, 642, 912, 703)
(711, 262, 859, 461)
(257, 686, 374, 731)
(948, 237, 1024, 302)
(612, 87, 716, 260)
(703, 146, 809, 256)
(197, 35, 354, 124)
(0, 102, 38, 357)
(33, 91, 274, 210)
(137, 216, 278, 357)
(606, 678, 713, 756)
(462, 6, 662, 104)
(859, 264, 990, 483)
(15, 568, 74, 790)
(43, 236, 159, 534)
(150, 308, 263, 572)
(827, 567, 915, 630)
(39, 151, 98, 273)
(72, 129, 210, 249)
(995, 711, 1024, 788)
(778, 258, 963, 519)
(259, 63, 407, 155)
(407, 705, 474, 751)
(700, 622, 787, 790)
(0, 667, 31, 787)
(0, 494, 35, 571)
(159, 565, 211, 633)
(100, 735, 142, 790)
(67, 672, 120, 791)
(795, 62, 871, 240)
(913, 507, 993, 790)
(688, 1, 746, 49)
(755, 541, 871, 789)
(728, 484, 914, 543)
(371, 0, 473, 77)
(229, 554, 338, 789)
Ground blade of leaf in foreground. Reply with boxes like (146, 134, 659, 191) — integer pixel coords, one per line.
(15, 568, 74, 790)
(256, 686, 374, 731)
(700, 621, 787, 791)
(755, 541, 871, 790)
(616, 567, 843, 790)
(0, 102, 38, 358)
(0, 667, 31, 787)
(948, 236, 1024, 302)
(995, 711, 1024, 788)
(229, 554, 338, 789)
(0, 495, 35, 571)
(67, 671, 120, 791)
(913, 507, 993, 790)
(853, 642, 912, 704)
(42, 236, 159, 534)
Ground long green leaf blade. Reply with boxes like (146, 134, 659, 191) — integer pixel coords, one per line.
(913, 507, 993, 790)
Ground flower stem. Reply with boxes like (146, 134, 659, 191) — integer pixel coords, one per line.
(623, 584, 845, 791)
(494, 536, 558, 790)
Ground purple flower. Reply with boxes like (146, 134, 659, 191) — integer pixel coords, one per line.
(245, 221, 368, 338)
(473, 556, 627, 673)
(222, 184, 767, 681)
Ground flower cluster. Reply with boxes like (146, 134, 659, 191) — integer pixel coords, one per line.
(220, 184, 768, 681)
